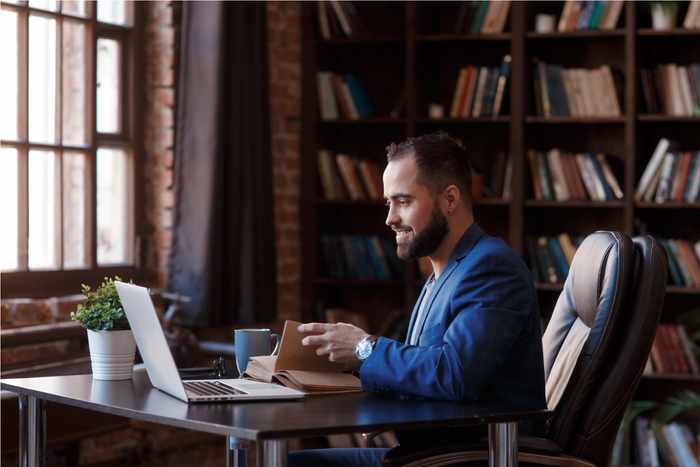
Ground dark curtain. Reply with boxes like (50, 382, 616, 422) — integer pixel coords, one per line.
(169, 2, 276, 327)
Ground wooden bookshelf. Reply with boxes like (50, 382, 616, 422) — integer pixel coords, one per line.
(301, 1, 700, 404)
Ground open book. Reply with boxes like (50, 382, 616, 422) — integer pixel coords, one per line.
(244, 320, 361, 394)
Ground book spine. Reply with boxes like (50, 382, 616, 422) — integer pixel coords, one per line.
(536, 236, 559, 284)
(596, 153, 624, 200)
(636, 138, 671, 201)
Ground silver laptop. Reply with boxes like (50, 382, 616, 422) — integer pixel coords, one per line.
(115, 281, 305, 403)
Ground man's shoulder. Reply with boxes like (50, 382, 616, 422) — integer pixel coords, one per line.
(468, 233, 522, 267)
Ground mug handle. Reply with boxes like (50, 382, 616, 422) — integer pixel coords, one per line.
(270, 333, 281, 356)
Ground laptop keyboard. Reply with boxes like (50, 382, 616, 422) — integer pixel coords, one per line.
(183, 381, 246, 397)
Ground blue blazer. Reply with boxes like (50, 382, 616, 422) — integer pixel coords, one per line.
(360, 223, 546, 409)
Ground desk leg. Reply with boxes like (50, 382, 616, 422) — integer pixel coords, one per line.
(18, 395, 47, 467)
(227, 436, 247, 467)
(488, 422, 517, 467)
(256, 440, 287, 467)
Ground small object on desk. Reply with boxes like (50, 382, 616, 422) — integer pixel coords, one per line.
(179, 355, 237, 380)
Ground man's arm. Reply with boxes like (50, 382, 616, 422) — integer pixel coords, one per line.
(361, 254, 536, 401)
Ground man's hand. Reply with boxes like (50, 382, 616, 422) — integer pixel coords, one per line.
(298, 322, 369, 370)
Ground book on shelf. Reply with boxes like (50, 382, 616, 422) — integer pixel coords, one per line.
(635, 139, 700, 203)
(532, 60, 622, 118)
(648, 323, 699, 375)
(658, 238, 700, 288)
(317, 150, 383, 201)
(684, 0, 700, 30)
(527, 234, 583, 284)
(317, 1, 369, 40)
(448, 55, 511, 119)
(244, 320, 361, 394)
(526, 149, 623, 201)
(482, 152, 512, 199)
(454, 1, 511, 35)
(320, 235, 403, 281)
(557, 0, 623, 32)
(640, 64, 700, 116)
(317, 72, 374, 120)
(612, 415, 700, 467)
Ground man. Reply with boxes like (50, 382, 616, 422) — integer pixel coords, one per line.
(290, 132, 546, 466)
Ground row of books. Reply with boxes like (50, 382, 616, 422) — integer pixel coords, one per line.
(317, 72, 373, 120)
(454, 0, 511, 35)
(635, 138, 700, 203)
(320, 235, 403, 280)
(640, 64, 700, 116)
(659, 238, 700, 288)
(449, 56, 511, 118)
(557, 0, 624, 32)
(317, 150, 382, 201)
(526, 234, 583, 284)
(533, 61, 622, 118)
(317, 1, 368, 40)
(647, 323, 699, 376)
(527, 150, 623, 202)
(612, 417, 700, 467)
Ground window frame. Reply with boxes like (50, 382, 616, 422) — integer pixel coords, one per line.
(1, 1, 146, 298)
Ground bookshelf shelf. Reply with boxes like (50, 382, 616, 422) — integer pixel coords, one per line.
(416, 33, 511, 43)
(316, 199, 385, 208)
(416, 117, 511, 125)
(320, 118, 407, 125)
(526, 201, 626, 208)
(526, 30, 626, 39)
(638, 115, 700, 123)
(666, 286, 700, 296)
(314, 278, 404, 288)
(474, 198, 511, 206)
(526, 116, 626, 125)
(320, 37, 404, 46)
(635, 202, 700, 209)
(637, 28, 700, 37)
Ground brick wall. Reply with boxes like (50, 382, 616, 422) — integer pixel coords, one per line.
(267, 2, 303, 322)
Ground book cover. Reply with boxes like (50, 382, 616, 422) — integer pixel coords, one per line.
(245, 320, 361, 394)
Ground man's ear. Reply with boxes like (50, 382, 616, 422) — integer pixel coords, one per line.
(442, 184, 461, 213)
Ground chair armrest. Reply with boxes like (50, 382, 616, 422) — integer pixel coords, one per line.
(383, 448, 595, 467)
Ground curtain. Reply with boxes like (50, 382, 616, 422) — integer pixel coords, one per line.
(169, 2, 276, 327)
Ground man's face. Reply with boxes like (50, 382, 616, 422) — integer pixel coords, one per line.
(383, 154, 449, 260)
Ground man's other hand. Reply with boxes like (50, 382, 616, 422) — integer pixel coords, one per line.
(298, 322, 369, 370)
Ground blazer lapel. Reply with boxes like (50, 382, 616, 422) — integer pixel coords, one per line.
(410, 223, 485, 342)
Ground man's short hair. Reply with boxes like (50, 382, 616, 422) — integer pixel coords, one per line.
(386, 131, 472, 201)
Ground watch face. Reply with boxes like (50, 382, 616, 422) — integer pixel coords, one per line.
(357, 338, 373, 361)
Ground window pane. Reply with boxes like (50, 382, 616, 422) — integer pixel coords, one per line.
(63, 152, 89, 268)
(62, 0, 88, 17)
(29, 15, 57, 144)
(28, 150, 59, 269)
(1, 10, 18, 140)
(63, 21, 88, 145)
(29, 0, 58, 11)
(97, 0, 130, 25)
(0, 149, 19, 270)
(97, 38, 121, 134)
(97, 148, 131, 264)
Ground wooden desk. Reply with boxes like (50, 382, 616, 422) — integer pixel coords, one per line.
(2, 369, 548, 467)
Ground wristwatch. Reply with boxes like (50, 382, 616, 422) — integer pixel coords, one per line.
(354, 335, 377, 362)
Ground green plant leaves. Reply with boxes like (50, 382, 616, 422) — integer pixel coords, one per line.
(70, 276, 131, 331)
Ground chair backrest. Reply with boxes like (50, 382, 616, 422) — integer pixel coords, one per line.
(541, 231, 635, 460)
(568, 235, 667, 466)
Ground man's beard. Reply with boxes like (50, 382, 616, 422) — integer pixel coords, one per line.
(396, 205, 448, 260)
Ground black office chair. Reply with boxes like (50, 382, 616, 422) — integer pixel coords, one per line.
(382, 232, 667, 467)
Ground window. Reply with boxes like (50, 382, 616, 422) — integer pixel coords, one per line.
(1, 0, 143, 297)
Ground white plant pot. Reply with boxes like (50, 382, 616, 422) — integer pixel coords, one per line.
(651, 6, 677, 30)
(87, 329, 136, 380)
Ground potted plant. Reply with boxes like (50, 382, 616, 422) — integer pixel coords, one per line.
(649, 1, 678, 30)
(71, 277, 136, 380)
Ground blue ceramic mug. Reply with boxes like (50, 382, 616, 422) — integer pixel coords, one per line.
(233, 329, 281, 375)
